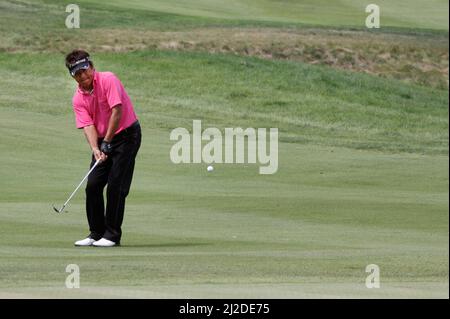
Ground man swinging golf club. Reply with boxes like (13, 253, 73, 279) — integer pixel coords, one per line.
(65, 49, 141, 247)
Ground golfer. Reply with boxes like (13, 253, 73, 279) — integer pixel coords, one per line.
(65, 49, 141, 247)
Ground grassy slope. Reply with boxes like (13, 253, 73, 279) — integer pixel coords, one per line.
(0, 52, 447, 155)
(0, 0, 448, 298)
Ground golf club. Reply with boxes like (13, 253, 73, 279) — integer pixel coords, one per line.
(52, 158, 101, 213)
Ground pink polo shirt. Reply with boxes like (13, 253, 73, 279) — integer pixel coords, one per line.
(72, 71, 138, 138)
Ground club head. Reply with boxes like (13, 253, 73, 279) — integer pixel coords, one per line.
(52, 205, 62, 213)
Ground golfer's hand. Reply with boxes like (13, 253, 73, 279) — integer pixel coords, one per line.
(93, 148, 108, 162)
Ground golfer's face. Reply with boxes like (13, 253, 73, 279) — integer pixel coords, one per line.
(73, 67, 94, 89)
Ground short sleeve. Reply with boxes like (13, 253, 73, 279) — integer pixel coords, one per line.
(73, 99, 94, 129)
(104, 74, 123, 109)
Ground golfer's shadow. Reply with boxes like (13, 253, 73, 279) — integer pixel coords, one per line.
(121, 242, 211, 248)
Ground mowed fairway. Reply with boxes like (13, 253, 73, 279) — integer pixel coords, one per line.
(0, 0, 448, 298)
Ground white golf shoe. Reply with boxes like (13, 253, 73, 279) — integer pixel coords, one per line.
(74, 237, 96, 246)
(93, 238, 117, 247)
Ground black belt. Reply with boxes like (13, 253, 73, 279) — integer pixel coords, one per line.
(121, 120, 140, 134)
(101, 120, 140, 142)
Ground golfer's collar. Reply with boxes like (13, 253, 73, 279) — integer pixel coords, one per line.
(77, 70, 97, 95)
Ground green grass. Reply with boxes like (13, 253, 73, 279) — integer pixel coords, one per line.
(0, 50, 448, 298)
(67, 0, 450, 30)
(1, 0, 448, 34)
(0, 0, 448, 298)
(0, 116, 448, 297)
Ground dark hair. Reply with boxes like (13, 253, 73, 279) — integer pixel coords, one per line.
(65, 49, 94, 69)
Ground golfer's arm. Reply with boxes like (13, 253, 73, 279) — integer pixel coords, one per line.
(104, 105, 122, 142)
(83, 125, 100, 152)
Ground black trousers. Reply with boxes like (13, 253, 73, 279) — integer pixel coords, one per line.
(85, 121, 141, 243)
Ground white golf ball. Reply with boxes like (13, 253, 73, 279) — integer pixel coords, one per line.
(207, 165, 214, 172)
